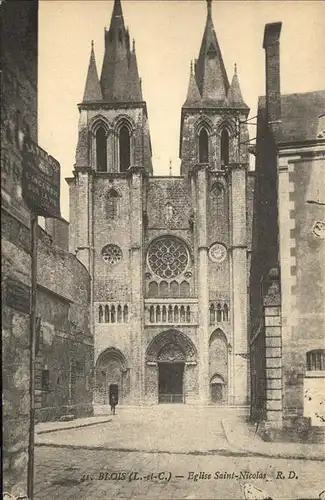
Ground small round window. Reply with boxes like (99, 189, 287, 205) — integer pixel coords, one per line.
(101, 244, 122, 265)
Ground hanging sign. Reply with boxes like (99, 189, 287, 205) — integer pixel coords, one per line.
(22, 136, 61, 218)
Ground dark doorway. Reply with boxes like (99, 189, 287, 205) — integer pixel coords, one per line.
(211, 383, 223, 404)
(158, 362, 184, 403)
(109, 383, 119, 404)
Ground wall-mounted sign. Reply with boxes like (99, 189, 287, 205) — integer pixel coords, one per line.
(22, 137, 61, 218)
(6, 278, 30, 314)
(209, 243, 227, 263)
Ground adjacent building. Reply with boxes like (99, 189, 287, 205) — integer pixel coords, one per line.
(67, 0, 254, 407)
(2, 1, 93, 495)
(250, 22, 325, 433)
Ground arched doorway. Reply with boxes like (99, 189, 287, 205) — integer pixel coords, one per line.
(209, 328, 228, 405)
(158, 343, 186, 403)
(210, 374, 226, 404)
(94, 348, 129, 405)
(145, 329, 198, 404)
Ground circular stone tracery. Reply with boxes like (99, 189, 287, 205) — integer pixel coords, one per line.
(101, 244, 122, 264)
(147, 237, 189, 279)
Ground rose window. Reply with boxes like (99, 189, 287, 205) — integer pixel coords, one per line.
(101, 244, 122, 264)
(147, 237, 189, 279)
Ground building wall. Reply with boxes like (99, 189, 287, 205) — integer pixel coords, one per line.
(2, 2, 93, 494)
(79, 152, 252, 406)
(278, 152, 325, 422)
(35, 228, 93, 421)
(1, 1, 38, 495)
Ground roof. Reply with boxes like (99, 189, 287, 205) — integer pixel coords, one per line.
(258, 90, 325, 143)
(194, 0, 229, 105)
(82, 43, 103, 102)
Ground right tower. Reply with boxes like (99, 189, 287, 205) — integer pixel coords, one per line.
(180, 0, 251, 405)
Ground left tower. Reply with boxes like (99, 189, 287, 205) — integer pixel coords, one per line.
(67, 0, 152, 405)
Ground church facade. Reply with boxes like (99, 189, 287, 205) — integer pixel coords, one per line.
(67, 0, 254, 406)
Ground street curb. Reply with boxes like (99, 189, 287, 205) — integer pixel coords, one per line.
(34, 441, 325, 460)
(221, 419, 325, 462)
(37, 418, 112, 435)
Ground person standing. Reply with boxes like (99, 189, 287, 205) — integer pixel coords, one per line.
(110, 394, 117, 415)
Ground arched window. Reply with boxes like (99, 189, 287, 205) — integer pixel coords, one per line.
(180, 281, 190, 297)
(170, 281, 179, 297)
(111, 305, 116, 323)
(199, 128, 209, 163)
(156, 305, 161, 323)
(150, 306, 155, 323)
(221, 129, 229, 168)
(123, 305, 128, 322)
(162, 305, 167, 322)
(216, 303, 222, 322)
(174, 305, 179, 323)
(223, 303, 229, 322)
(159, 281, 168, 297)
(306, 350, 325, 371)
(168, 305, 173, 323)
(180, 306, 185, 322)
(99, 305, 103, 323)
(106, 189, 119, 219)
(105, 305, 110, 323)
(148, 281, 158, 297)
(119, 125, 130, 172)
(186, 306, 191, 323)
(117, 305, 122, 323)
(96, 127, 107, 172)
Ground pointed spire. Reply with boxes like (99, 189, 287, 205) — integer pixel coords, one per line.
(82, 41, 103, 102)
(125, 47, 143, 101)
(227, 63, 249, 109)
(207, 0, 212, 18)
(100, 0, 143, 102)
(195, 0, 229, 104)
(109, 0, 124, 30)
(183, 60, 202, 107)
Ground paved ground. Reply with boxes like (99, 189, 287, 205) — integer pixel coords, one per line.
(34, 407, 325, 500)
(36, 406, 234, 454)
(34, 447, 325, 500)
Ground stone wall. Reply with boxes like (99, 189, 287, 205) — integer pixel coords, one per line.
(279, 154, 325, 421)
(35, 228, 93, 421)
(1, 1, 38, 495)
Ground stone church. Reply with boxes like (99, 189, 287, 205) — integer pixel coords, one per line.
(67, 0, 254, 407)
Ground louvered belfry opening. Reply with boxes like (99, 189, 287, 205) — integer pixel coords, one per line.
(119, 125, 130, 172)
(96, 127, 107, 172)
(199, 128, 209, 163)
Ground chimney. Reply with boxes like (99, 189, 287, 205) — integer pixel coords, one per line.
(263, 22, 282, 127)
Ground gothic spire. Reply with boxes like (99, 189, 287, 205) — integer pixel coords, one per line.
(183, 61, 202, 107)
(125, 40, 143, 101)
(100, 0, 130, 101)
(100, 0, 143, 102)
(82, 41, 103, 102)
(195, 0, 229, 104)
(109, 0, 124, 30)
(227, 63, 249, 109)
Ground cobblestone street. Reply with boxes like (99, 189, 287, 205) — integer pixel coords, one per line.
(34, 407, 325, 499)
(35, 446, 324, 500)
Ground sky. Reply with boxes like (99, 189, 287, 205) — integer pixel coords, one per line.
(38, 0, 325, 221)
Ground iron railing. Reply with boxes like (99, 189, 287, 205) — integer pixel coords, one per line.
(158, 393, 184, 404)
